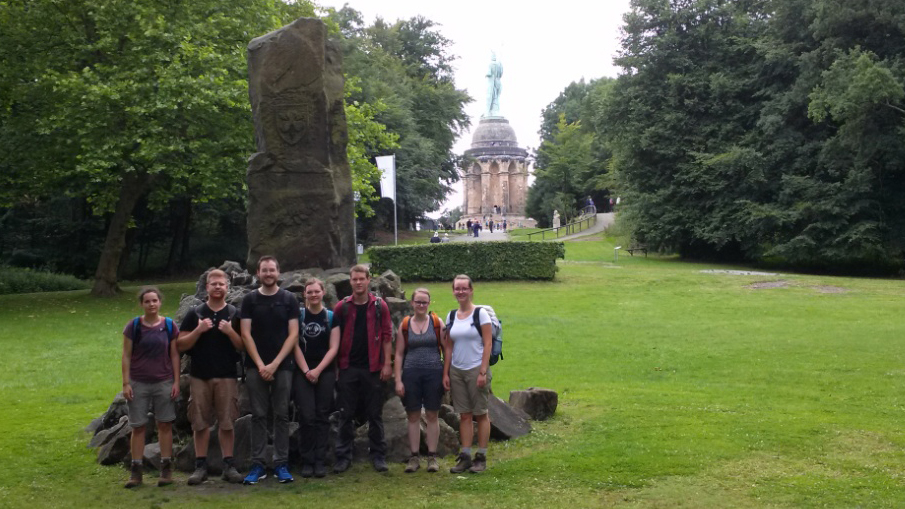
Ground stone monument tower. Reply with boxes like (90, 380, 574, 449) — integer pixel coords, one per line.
(460, 52, 534, 229)
(245, 18, 356, 270)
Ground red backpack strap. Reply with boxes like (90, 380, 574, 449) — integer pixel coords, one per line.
(430, 312, 443, 355)
(400, 315, 411, 350)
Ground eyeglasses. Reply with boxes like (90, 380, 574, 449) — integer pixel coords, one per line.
(413, 301, 430, 306)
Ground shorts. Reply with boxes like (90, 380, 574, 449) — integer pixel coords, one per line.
(449, 365, 492, 415)
(401, 368, 444, 412)
(188, 376, 240, 431)
(128, 380, 176, 428)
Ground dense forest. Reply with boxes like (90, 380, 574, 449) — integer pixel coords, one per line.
(530, 0, 905, 272)
(0, 1, 470, 293)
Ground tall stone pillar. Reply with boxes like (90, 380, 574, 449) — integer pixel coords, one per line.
(500, 163, 510, 215)
(246, 18, 355, 270)
(481, 165, 491, 215)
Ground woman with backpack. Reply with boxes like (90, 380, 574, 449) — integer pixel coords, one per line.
(121, 287, 181, 488)
(394, 288, 446, 473)
(291, 277, 339, 478)
(443, 274, 492, 474)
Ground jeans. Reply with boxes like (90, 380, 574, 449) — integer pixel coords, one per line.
(334, 367, 386, 461)
(292, 366, 335, 465)
(245, 368, 292, 465)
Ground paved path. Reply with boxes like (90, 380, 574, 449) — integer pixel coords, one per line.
(555, 212, 614, 241)
(451, 228, 510, 242)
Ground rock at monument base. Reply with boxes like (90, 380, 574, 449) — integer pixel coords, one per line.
(143, 442, 162, 469)
(326, 273, 351, 300)
(509, 387, 558, 421)
(370, 270, 403, 299)
(99, 393, 128, 432)
(433, 416, 461, 457)
(488, 394, 531, 440)
(97, 416, 132, 466)
(439, 404, 459, 431)
(385, 297, 413, 329)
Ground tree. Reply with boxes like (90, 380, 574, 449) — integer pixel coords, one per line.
(0, 0, 315, 294)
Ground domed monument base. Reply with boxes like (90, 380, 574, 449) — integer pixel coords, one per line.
(458, 117, 535, 229)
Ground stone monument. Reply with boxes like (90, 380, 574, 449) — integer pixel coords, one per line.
(461, 52, 535, 229)
(245, 18, 355, 270)
(552, 210, 561, 229)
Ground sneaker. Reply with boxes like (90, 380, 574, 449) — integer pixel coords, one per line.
(372, 457, 389, 472)
(300, 464, 314, 478)
(221, 465, 244, 484)
(313, 462, 327, 478)
(275, 463, 294, 483)
(243, 463, 267, 485)
(187, 465, 208, 486)
(404, 455, 420, 473)
(158, 459, 174, 487)
(426, 455, 439, 473)
(449, 453, 472, 474)
(124, 462, 143, 489)
(333, 458, 351, 474)
(469, 453, 487, 473)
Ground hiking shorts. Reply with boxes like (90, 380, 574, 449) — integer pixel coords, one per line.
(401, 367, 444, 412)
(188, 376, 239, 431)
(128, 380, 176, 427)
(449, 365, 492, 416)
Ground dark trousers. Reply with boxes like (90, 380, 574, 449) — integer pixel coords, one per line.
(334, 366, 386, 461)
(245, 369, 292, 466)
(292, 366, 335, 465)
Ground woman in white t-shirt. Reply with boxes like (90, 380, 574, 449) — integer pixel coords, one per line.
(442, 274, 492, 474)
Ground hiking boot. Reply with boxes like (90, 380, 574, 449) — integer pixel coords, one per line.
(243, 463, 267, 484)
(313, 461, 327, 478)
(221, 465, 244, 484)
(449, 453, 472, 474)
(158, 458, 174, 486)
(275, 463, 294, 483)
(426, 455, 439, 473)
(300, 464, 314, 478)
(372, 456, 388, 472)
(124, 462, 143, 488)
(333, 458, 351, 474)
(404, 455, 420, 473)
(187, 465, 208, 486)
(469, 453, 487, 473)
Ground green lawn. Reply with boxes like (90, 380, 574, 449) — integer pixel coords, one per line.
(2, 240, 904, 507)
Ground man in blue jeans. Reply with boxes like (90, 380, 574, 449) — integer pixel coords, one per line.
(330, 265, 393, 473)
(239, 256, 299, 484)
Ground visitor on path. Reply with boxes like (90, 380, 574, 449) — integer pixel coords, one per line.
(240, 256, 299, 484)
(502, 219, 507, 231)
(176, 269, 245, 485)
(466, 219, 472, 231)
(291, 278, 339, 479)
(442, 233, 450, 243)
(430, 232, 441, 243)
(443, 274, 492, 474)
(331, 265, 393, 473)
(121, 286, 181, 488)
(394, 288, 446, 473)
(472, 222, 480, 237)
(489, 221, 494, 233)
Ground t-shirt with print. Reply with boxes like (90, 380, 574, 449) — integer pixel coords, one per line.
(300, 308, 332, 369)
(240, 289, 299, 371)
(448, 307, 491, 370)
(123, 318, 180, 383)
(180, 303, 241, 380)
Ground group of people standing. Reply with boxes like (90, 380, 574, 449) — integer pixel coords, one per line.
(119, 259, 494, 488)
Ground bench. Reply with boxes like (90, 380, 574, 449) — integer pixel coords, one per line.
(627, 244, 648, 257)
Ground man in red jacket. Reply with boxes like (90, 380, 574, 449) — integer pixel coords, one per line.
(330, 265, 393, 473)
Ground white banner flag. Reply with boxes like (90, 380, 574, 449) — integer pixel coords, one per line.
(376, 155, 396, 202)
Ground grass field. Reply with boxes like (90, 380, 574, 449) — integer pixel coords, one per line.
(1, 236, 904, 508)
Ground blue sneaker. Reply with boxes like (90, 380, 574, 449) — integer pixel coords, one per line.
(243, 463, 267, 485)
(275, 463, 294, 483)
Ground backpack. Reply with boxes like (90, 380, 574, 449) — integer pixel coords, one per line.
(446, 305, 503, 365)
(194, 303, 237, 329)
(130, 316, 176, 346)
(400, 312, 443, 357)
(339, 295, 383, 342)
(299, 307, 334, 351)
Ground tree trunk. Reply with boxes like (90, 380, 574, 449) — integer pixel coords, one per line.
(91, 172, 153, 296)
(178, 200, 192, 270)
(165, 197, 191, 275)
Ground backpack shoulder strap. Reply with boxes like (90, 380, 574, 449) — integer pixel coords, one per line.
(326, 309, 333, 329)
(430, 312, 443, 353)
(164, 317, 175, 341)
(472, 306, 483, 330)
(339, 297, 352, 331)
(131, 317, 142, 343)
(299, 307, 306, 324)
(400, 315, 411, 348)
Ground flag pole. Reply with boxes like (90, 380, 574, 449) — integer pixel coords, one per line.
(393, 154, 398, 246)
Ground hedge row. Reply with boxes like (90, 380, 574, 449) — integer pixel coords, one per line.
(367, 241, 565, 281)
(0, 266, 89, 294)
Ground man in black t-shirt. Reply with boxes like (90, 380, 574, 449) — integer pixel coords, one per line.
(239, 256, 299, 484)
(176, 269, 244, 485)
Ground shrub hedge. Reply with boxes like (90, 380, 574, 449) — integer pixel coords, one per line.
(0, 266, 89, 294)
(367, 241, 565, 281)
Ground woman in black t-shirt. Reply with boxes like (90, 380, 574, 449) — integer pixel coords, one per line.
(291, 277, 339, 478)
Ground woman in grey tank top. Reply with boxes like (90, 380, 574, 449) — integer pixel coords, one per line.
(393, 288, 446, 473)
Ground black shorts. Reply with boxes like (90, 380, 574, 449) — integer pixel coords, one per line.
(401, 367, 444, 412)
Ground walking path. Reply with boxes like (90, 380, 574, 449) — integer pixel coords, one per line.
(450, 213, 615, 243)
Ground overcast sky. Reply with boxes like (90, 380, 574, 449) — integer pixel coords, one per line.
(316, 0, 634, 216)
